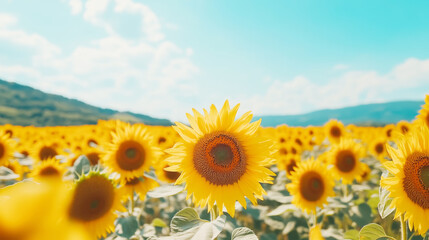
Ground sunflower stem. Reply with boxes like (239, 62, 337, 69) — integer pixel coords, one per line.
(342, 184, 348, 198)
(400, 214, 407, 240)
(313, 212, 317, 227)
(129, 188, 135, 215)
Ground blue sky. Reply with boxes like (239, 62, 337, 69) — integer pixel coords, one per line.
(0, 0, 428, 121)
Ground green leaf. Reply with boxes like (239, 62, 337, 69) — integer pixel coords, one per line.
(282, 221, 296, 235)
(169, 208, 226, 240)
(170, 208, 205, 233)
(152, 218, 167, 228)
(351, 203, 373, 228)
(359, 223, 388, 240)
(231, 227, 258, 240)
(0, 166, 19, 180)
(115, 215, 139, 239)
(378, 183, 395, 219)
(267, 204, 297, 216)
(147, 185, 184, 198)
(344, 229, 359, 240)
(73, 155, 90, 179)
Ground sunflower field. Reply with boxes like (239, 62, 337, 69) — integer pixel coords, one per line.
(1, 96, 429, 240)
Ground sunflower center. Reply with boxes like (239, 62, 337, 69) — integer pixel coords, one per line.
(193, 132, 247, 185)
(158, 137, 167, 144)
(69, 175, 115, 221)
(401, 125, 409, 134)
(163, 166, 181, 181)
(402, 152, 429, 209)
(330, 126, 341, 138)
(336, 150, 356, 173)
(86, 152, 100, 165)
(279, 147, 288, 155)
(420, 166, 429, 189)
(286, 159, 297, 175)
(211, 144, 233, 166)
(116, 141, 145, 171)
(387, 129, 392, 138)
(39, 146, 57, 160)
(126, 177, 141, 186)
(0, 143, 4, 159)
(299, 171, 325, 202)
(40, 166, 60, 176)
(375, 143, 384, 154)
(279, 137, 285, 143)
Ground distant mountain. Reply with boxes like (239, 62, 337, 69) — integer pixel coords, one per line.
(256, 101, 424, 127)
(0, 79, 172, 126)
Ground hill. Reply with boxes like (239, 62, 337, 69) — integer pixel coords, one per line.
(0, 79, 172, 126)
(256, 101, 424, 127)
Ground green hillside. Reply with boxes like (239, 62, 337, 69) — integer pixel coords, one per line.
(256, 101, 424, 127)
(0, 79, 172, 126)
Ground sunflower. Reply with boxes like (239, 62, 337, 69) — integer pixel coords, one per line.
(0, 131, 15, 166)
(2, 159, 24, 180)
(286, 159, 335, 214)
(30, 142, 60, 162)
(156, 159, 181, 183)
(380, 126, 429, 235)
(30, 158, 66, 180)
(328, 139, 364, 184)
(416, 94, 429, 129)
(324, 119, 345, 143)
(68, 171, 125, 238)
(118, 176, 159, 202)
(102, 123, 160, 183)
(396, 120, 411, 135)
(356, 163, 371, 183)
(384, 124, 395, 140)
(165, 100, 276, 217)
(369, 137, 388, 162)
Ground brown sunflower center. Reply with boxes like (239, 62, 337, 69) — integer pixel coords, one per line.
(279, 137, 285, 143)
(295, 138, 303, 146)
(299, 171, 325, 201)
(116, 140, 145, 171)
(0, 143, 4, 159)
(401, 125, 409, 134)
(163, 165, 180, 181)
(39, 146, 57, 160)
(39, 166, 60, 176)
(158, 137, 167, 144)
(375, 143, 384, 154)
(5, 130, 12, 137)
(69, 175, 115, 221)
(193, 132, 246, 185)
(402, 152, 429, 209)
(86, 152, 100, 165)
(336, 150, 356, 173)
(330, 126, 341, 138)
(125, 177, 141, 186)
(387, 129, 392, 138)
(286, 159, 297, 175)
(279, 147, 288, 155)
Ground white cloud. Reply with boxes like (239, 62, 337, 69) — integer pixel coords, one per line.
(114, 0, 164, 42)
(333, 64, 349, 71)
(0, 3, 199, 121)
(69, 0, 83, 15)
(246, 58, 429, 116)
(0, 13, 16, 28)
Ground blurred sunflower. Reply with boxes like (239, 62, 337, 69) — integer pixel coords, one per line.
(166, 100, 276, 217)
(396, 120, 411, 135)
(416, 94, 429, 129)
(2, 159, 24, 180)
(381, 126, 429, 235)
(328, 139, 364, 184)
(286, 159, 334, 213)
(0, 180, 90, 240)
(31, 142, 60, 162)
(156, 159, 181, 183)
(30, 158, 66, 180)
(102, 123, 160, 182)
(369, 137, 388, 162)
(324, 119, 345, 143)
(0, 131, 15, 166)
(118, 176, 159, 202)
(68, 171, 124, 238)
